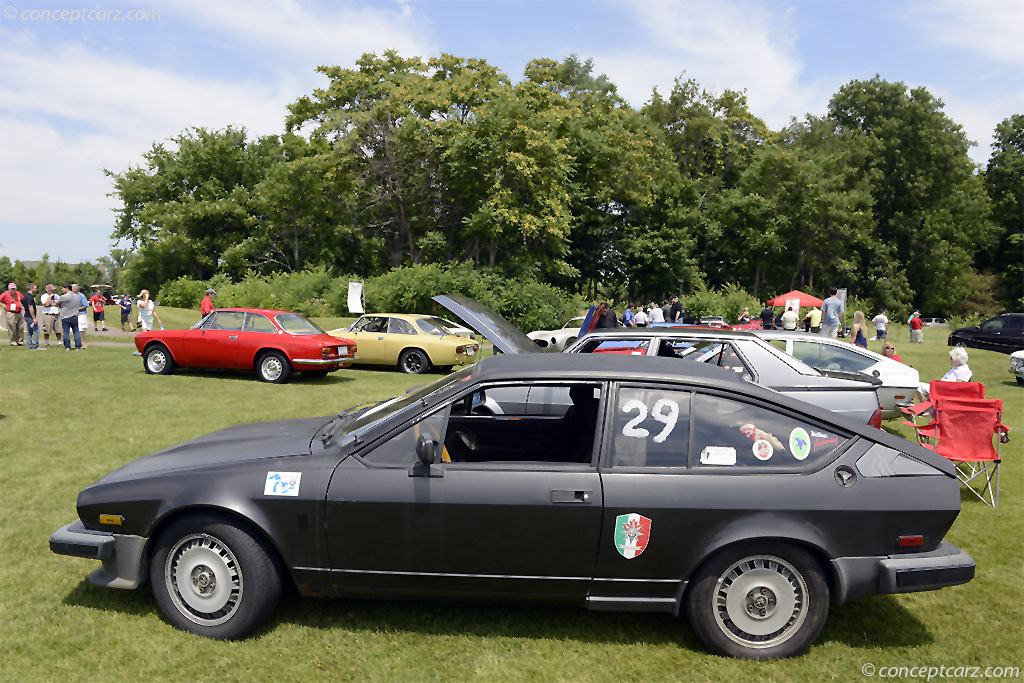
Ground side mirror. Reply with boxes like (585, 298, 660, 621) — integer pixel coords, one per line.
(416, 435, 437, 465)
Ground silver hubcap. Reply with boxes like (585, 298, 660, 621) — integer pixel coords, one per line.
(713, 554, 808, 649)
(261, 356, 283, 380)
(147, 349, 167, 373)
(165, 533, 243, 626)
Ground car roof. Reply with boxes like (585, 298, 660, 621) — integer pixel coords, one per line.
(213, 308, 297, 316)
(471, 352, 745, 388)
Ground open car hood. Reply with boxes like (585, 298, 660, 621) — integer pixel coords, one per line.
(432, 295, 541, 355)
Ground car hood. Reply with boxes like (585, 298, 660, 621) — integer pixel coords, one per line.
(94, 415, 332, 484)
(433, 295, 541, 354)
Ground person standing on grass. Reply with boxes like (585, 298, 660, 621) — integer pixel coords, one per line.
(781, 306, 799, 331)
(820, 287, 844, 338)
(909, 311, 924, 343)
(120, 294, 135, 332)
(89, 288, 108, 331)
(669, 296, 684, 323)
(760, 302, 775, 330)
(648, 302, 664, 324)
(634, 306, 648, 327)
(872, 310, 889, 341)
(622, 303, 635, 327)
(137, 290, 163, 332)
(58, 284, 82, 350)
(0, 283, 25, 346)
(40, 284, 62, 346)
(804, 306, 822, 334)
(72, 284, 89, 349)
(200, 288, 216, 317)
(23, 284, 40, 349)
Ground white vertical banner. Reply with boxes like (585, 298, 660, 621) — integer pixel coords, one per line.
(347, 280, 364, 314)
(785, 298, 800, 314)
(837, 288, 847, 307)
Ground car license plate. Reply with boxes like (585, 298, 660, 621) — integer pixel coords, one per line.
(466, 347, 474, 355)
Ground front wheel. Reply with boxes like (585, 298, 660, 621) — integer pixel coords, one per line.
(144, 344, 175, 375)
(257, 351, 292, 383)
(399, 348, 430, 374)
(685, 543, 829, 659)
(149, 514, 282, 640)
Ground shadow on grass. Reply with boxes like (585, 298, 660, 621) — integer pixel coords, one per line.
(61, 578, 160, 618)
(819, 595, 932, 648)
(141, 367, 359, 385)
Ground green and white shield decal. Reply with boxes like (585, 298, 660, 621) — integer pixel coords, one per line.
(613, 513, 652, 559)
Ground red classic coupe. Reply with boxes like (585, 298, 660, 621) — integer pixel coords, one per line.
(134, 308, 358, 383)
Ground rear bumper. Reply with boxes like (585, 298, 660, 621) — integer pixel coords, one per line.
(293, 356, 358, 369)
(50, 520, 148, 589)
(831, 540, 974, 604)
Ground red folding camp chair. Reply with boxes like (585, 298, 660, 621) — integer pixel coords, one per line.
(900, 381, 986, 443)
(921, 397, 1009, 507)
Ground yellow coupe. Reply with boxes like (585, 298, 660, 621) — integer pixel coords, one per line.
(328, 314, 480, 374)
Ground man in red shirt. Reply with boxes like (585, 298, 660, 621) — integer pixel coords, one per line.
(0, 283, 25, 345)
(200, 288, 217, 317)
(909, 311, 924, 343)
(89, 288, 108, 331)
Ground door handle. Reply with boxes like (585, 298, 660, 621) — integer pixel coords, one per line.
(229, 335, 238, 339)
(550, 489, 592, 503)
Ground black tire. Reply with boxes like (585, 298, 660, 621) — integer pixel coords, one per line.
(399, 348, 430, 374)
(684, 542, 829, 659)
(149, 514, 283, 640)
(563, 336, 577, 349)
(1016, 376, 1023, 385)
(303, 369, 330, 379)
(256, 351, 292, 383)
(144, 344, 175, 375)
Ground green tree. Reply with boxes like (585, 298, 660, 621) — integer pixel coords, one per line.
(828, 76, 997, 314)
(983, 114, 1024, 307)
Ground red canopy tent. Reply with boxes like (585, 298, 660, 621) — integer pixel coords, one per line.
(766, 290, 823, 307)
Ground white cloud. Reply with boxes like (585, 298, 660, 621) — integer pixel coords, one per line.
(916, 0, 1024, 64)
(930, 87, 1024, 167)
(587, 0, 832, 128)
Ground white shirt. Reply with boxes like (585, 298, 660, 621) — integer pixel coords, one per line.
(41, 293, 60, 315)
(781, 309, 799, 330)
(634, 310, 648, 325)
(138, 299, 154, 322)
(941, 365, 972, 383)
(872, 314, 888, 331)
(649, 307, 665, 323)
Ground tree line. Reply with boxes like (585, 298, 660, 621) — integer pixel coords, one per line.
(92, 53, 1022, 315)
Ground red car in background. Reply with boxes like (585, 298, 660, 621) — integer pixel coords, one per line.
(134, 308, 358, 383)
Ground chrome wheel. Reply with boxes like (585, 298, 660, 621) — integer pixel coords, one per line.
(165, 533, 243, 627)
(146, 349, 167, 373)
(712, 554, 808, 649)
(260, 355, 284, 381)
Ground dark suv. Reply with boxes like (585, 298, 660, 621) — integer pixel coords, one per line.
(948, 313, 1024, 353)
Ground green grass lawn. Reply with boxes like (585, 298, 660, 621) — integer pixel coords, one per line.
(1, 330, 1020, 681)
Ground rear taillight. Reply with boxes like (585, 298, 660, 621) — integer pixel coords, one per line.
(456, 345, 466, 354)
(869, 407, 883, 429)
(321, 347, 332, 357)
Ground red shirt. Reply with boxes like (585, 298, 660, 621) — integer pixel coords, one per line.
(909, 317, 923, 330)
(0, 290, 23, 313)
(89, 294, 105, 312)
(201, 295, 215, 316)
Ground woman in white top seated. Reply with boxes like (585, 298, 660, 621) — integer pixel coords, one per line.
(917, 346, 972, 398)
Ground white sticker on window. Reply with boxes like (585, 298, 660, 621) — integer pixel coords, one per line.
(789, 428, 811, 460)
(265, 471, 301, 496)
(621, 398, 680, 443)
(620, 399, 650, 439)
(700, 446, 736, 466)
(752, 439, 774, 461)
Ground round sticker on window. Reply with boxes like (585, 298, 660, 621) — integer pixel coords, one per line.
(789, 427, 811, 460)
(752, 439, 774, 461)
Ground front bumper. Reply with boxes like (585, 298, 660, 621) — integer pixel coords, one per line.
(831, 540, 974, 604)
(50, 520, 148, 589)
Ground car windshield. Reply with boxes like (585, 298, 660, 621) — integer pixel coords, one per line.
(416, 317, 454, 336)
(275, 313, 325, 335)
(336, 366, 473, 444)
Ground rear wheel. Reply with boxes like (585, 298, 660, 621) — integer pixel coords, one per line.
(149, 514, 282, 640)
(144, 344, 175, 375)
(685, 543, 828, 659)
(399, 348, 430, 374)
(257, 351, 291, 383)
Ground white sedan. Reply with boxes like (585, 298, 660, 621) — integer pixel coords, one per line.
(755, 331, 919, 418)
(527, 316, 588, 350)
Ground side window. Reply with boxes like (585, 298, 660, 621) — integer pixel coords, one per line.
(818, 345, 875, 372)
(443, 383, 601, 464)
(244, 313, 276, 333)
(576, 338, 650, 355)
(981, 317, 1004, 331)
(612, 387, 690, 467)
(791, 341, 820, 366)
(768, 339, 788, 353)
(354, 316, 388, 333)
(205, 311, 244, 331)
(388, 318, 416, 335)
(656, 340, 750, 377)
(360, 409, 449, 467)
(691, 394, 847, 469)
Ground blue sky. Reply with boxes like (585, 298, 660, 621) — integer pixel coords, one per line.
(1, 0, 1021, 263)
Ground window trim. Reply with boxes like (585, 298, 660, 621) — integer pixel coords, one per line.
(243, 311, 278, 334)
(602, 383, 693, 472)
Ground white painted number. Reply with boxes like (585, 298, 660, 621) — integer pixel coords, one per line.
(651, 398, 679, 443)
(621, 397, 679, 443)
(620, 399, 650, 439)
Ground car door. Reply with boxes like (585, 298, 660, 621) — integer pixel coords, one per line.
(235, 312, 280, 368)
(324, 381, 605, 599)
(345, 316, 391, 363)
(384, 317, 419, 362)
(180, 311, 244, 368)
